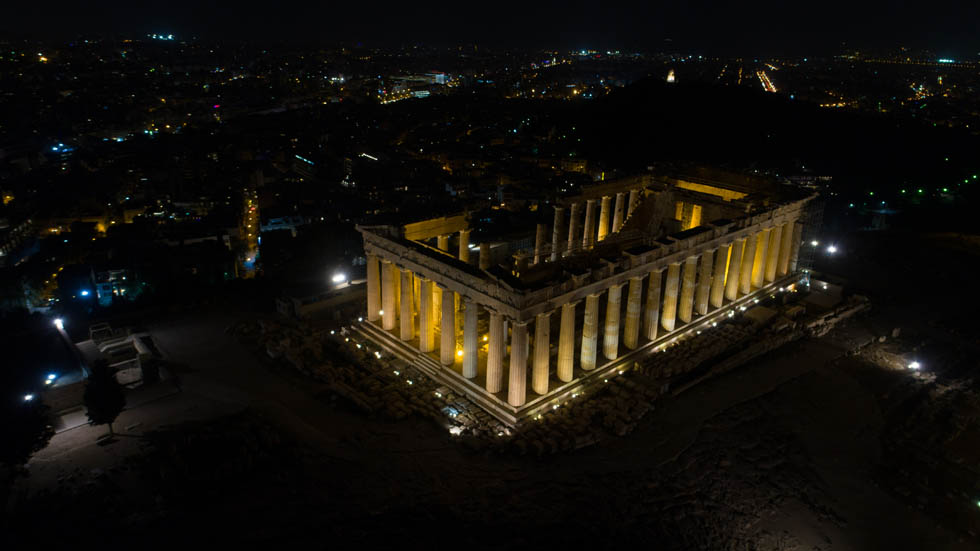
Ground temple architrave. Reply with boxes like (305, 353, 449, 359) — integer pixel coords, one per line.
(356, 172, 817, 426)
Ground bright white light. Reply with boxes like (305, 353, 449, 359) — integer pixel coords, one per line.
(357, 317, 363, 322)
(810, 240, 819, 246)
(47, 373, 56, 380)
(826, 245, 838, 254)
(449, 426, 463, 436)
(331, 273, 347, 284)
(23, 394, 34, 402)
(53, 318, 64, 330)
(908, 361, 921, 370)
(80, 290, 90, 297)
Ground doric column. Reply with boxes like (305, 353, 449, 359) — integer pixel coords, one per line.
(739, 232, 757, 295)
(508, 320, 528, 407)
(661, 262, 680, 332)
(678, 256, 698, 324)
(623, 276, 643, 349)
(551, 206, 565, 261)
(776, 221, 793, 276)
(627, 189, 640, 218)
(399, 269, 414, 341)
(486, 311, 505, 393)
(479, 242, 490, 270)
(567, 202, 580, 254)
(458, 229, 470, 263)
(412, 275, 420, 320)
(789, 221, 803, 272)
(381, 260, 397, 330)
(695, 251, 713, 316)
(612, 192, 626, 233)
(418, 279, 434, 352)
(437, 234, 450, 252)
(462, 298, 478, 378)
(440, 286, 455, 365)
(580, 293, 600, 370)
(582, 199, 597, 249)
(557, 301, 577, 382)
(765, 225, 782, 282)
(603, 283, 623, 360)
(710, 245, 729, 308)
(366, 254, 381, 322)
(533, 223, 547, 265)
(726, 238, 745, 301)
(751, 229, 770, 289)
(644, 269, 662, 341)
(532, 311, 551, 395)
(597, 195, 612, 241)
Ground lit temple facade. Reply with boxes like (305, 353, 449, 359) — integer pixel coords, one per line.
(356, 172, 817, 426)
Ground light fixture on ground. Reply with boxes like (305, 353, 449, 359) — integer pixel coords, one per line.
(826, 245, 837, 254)
(53, 318, 64, 330)
(908, 361, 921, 370)
(331, 272, 347, 284)
(23, 394, 34, 402)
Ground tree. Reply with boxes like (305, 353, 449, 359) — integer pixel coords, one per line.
(83, 360, 126, 438)
(0, 395, 55, 470)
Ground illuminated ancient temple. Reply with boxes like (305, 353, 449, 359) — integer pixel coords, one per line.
(356, 171, 817, 425)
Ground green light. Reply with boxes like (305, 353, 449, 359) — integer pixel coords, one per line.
(973, 175, 977, 179)
(849, 203, 855, 208)
(918, 189, 924, 194)
(942, 188, 948, 192)
(869, 191, 874, 196)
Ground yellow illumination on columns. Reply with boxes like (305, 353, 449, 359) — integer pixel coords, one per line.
(580, 293, 600, 370)
(557, 301, 577, 382)
(678, 256, 698, 323)
(551, 206, 565, 261)
(507, 321, 529, 407)
(603, 283, 624, 360)
(381, 260, 397, 330)
(532, 311, 551, 395)
(597, 195, 612, 241)
(776, 221, 793, 276)
(399, 269, 414, 341)
(440, 285, 455, 366)
(458, 229, 471, 263)
(739, 233, 757, 295)
(462, 298, 478, 378)
(789, 222, 803, 272)
(726, 238, 745, 301)
(583, 199, 597, 249)
(366, 254, 381, 322)
(611, 192, 626, 233)
(751, 228, 770, 289)
(418, 279, 434, 352)
(695, 250, 713, 316)
(533, 223, 547, 264)
(437, 234, 450, 252)
(623, 276, 643, 349)
(765, 225, 781, 282)
(644, 269, 662, 341)
(710, 245, 729, 308)
(486, 311, 505, 393)
(627, 189, 640, 218)
(567, 202, 580, 254)
(661, 262, 680, 332)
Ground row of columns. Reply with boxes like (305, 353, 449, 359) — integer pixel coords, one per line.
(364, 218, 802, 410)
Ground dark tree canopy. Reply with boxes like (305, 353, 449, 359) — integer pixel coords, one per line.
(83, 360, 126, 435)
(0, 398, 55, 469)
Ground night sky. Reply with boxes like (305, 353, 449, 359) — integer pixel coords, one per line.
(3, 1, 979, 56)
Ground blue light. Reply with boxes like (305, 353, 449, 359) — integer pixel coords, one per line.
(80, 289, 90, 297)
(47, 373, 56, 380)
(52, 146, 59, 151)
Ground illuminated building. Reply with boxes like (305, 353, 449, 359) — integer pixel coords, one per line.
(356, 171, 816, 426)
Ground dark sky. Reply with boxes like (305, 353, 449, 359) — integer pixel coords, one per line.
(3, 1, 978, 56)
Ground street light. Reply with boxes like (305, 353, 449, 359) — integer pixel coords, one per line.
(331, 273, 347, 284)
(810, 240, 819, 247)
(908, 361, 921, 370)
(23, 394, 34, 402)
(826, 245, 837, 254)
(53, 318, 64, 330)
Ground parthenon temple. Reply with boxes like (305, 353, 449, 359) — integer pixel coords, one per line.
(356, 171, 817, 425)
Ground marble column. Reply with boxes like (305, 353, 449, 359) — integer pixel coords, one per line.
(580, 293, 600, 370)
(726, 238, 745, 301)
(710, 244, 729, 308)
(532, 312, 551, 395)
(678, 256, 698, 324)
(661, 262, 680, 332)
(777, 221, 793, 276)
(765, 225, 782, 282)
(399, 269, 414, 341)
(462, 299, 478, 379)
(440, 286, 455, 365)
(479, 242, 490, 270)
(739, 232, 757, 295)
(418, 279, 434, 352)
(789, 222, 803, 272)
(366, 254, 380, 322)
(644, 268, 662, 341)
(557, 301, 577, 382)
(381, 260, 396, 330)
(458, 229, 470, 263)
(612, 192, 626, 233)
(627, 189, 640, 218)
(751, 228, 770, 289)
(486, 311, 505, 393)
(695, 250, 713, 316)
(533, 223, 547, 265)
(603, 283, 623, 360)
(508, 321, 528, 407)
(551, 206, 565, 261)
(567, 202, 580, 254)
(583, 199, 597, 249)
(437, 234, 450, 252)
(623, 276, 643, 349)
(597, 195, 612, 242)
